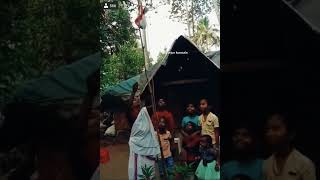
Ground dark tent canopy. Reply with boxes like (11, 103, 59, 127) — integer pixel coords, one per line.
(222, 0, 320, 173)
(10, 53, 101, 106)
(223, 0, 320, 70)
(102, 36, 220, 105)
(102, 36, 220, 123)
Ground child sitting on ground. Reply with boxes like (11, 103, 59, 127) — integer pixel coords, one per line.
(157, 118, 174, 178)
(195, 135, 220, 180)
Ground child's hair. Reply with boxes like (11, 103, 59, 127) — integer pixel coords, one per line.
(200, 98, 214, 112)
(232, 121, 254, 137)
(157, 98, 167, 109)
(268, 110, 296, 134)
(200, 98, 209, 104)
(186, 102, 195, 108)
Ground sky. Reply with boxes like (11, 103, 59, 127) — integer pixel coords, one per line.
(129, 1, 220, 63)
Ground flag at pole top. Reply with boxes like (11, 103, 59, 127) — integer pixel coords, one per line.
(135, 4, 147, 29)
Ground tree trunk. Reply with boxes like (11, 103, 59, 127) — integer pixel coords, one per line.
(191, 0, 195, 36)
(187, 22, 192, 37)
(186, 0, 191, 37)
(213, 0, 220, 25)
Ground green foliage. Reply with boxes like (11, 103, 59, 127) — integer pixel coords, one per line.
(169, 0, 213, 23)
(101, 0, 137, 55)
(100, 43, 144, 93)
(192, 17, 220, 53)
(136, 162, 195, 179)
(100, 1, 144, 92)
(139, 164, 156, 180)
(166, 0, 214, 36)
(173, 162, 195, 179)
(0, 0, 101, 106)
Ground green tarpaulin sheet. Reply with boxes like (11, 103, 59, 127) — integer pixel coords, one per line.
(11, 52, 101, 105)
(102, 61, 161, 104)
(105, 75, 140, 98)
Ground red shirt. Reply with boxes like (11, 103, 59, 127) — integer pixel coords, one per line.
(129, 106, 140, 122)
(182, 132, 201, 162)
(151, 111, 176, 133)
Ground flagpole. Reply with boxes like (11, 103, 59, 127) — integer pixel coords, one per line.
(143, 29, 149, 70)
(137, 0, 150, 70)
(136, 0, 167, 178)
(138, 28, 168, 180)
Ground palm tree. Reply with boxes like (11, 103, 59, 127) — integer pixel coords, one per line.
(192, 17, 220, 53)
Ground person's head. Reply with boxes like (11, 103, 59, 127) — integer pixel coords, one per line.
(184, 121, 197, 134)
(232, 123, 255, 155)
(158, 118, 167, 132)
(200, 135, 212, 148)
(265, 112, 296, 152)
(132, 95, 141, 107)
(157, 98, 167, 110)
(199, 99, 209, 113)
(186, 103, 196, 115)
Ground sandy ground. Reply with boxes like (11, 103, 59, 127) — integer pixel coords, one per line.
(100, 143, 130, 180)
(100, 134, 163, 180)
(99, 131, 184, 180)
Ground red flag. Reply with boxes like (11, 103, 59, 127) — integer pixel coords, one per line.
(135, 4, 146, 29)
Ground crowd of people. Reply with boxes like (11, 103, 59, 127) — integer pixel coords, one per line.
(124, 83, 220, 179)
(151, 98, 220, 179)
(222, 112, 317, 180)
(124, 84, 317, 180)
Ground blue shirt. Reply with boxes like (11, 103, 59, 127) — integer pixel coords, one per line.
(199, 147, 217, 162)
(181, 115, 200, 128)
(221, 159, 263, 180)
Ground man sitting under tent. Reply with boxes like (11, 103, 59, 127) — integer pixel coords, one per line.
(128, 107, 160, 180)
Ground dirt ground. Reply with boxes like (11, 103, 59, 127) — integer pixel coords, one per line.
(100, 143, 129, 180)
(100, 135, 161, 180)
(99, 131, 185, 180)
